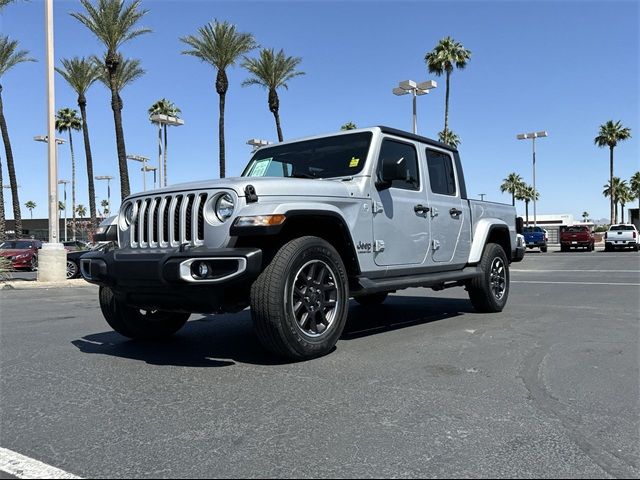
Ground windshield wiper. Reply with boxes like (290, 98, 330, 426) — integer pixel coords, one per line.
(290, 172, 317, 179)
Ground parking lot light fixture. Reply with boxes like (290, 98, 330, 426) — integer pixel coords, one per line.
(150, 114, 184, 187)
(393, 79, 437, 134)
(142, 165, 158, 189)
(95, 175, 114, 217)
(126, 154, 151, 192)
(246, 138, 272, 153)
(34, 135, 66, 145)
(517, 131, 548, 227)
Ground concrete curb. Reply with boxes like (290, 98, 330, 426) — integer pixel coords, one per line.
(1, 279, 96, 290)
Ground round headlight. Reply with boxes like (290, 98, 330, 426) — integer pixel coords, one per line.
(215, 193, 235, 221)
(123, 203, 135, 226)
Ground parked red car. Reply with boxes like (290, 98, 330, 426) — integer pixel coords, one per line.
(0, 239, 42, 270)
(560, 226, 595, 252)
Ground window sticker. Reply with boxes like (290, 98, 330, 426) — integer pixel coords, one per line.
(250, 158, 272, 176)
(349, 157, 360, 168)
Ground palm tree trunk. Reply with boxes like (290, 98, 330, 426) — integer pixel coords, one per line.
(163, 124, 168, 186)
(78, 97, 97, 232)
(106, 54, 130, 200)
(444, 70, 451, 135)
(216, 69, 228, 179)
(0, 85, 21, 238)
(621, 203, 625, 223)
(511, 191, 515, 206)
(0, 152, 5, 240)
(218, 92, 226, 178)
(609, 146, 614, 224)
(268, 88, 283, 142)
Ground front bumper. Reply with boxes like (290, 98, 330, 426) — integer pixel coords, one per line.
(81, 247, 262, 313)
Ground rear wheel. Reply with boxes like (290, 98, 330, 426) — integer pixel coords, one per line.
(560, 245, 568, 252)
(30, 255, 38, 271)
(540, 245, 548, 253)
(66, 260, 79, 279)
(355, 292, 388, 306)
(99, 286, 189, 340)
(250, 236, 349, 360)
(467, 243, 509, 313)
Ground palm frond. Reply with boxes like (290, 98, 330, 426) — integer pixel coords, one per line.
(241, 48, 304, 90)
(56, 57, 100, 96)
(0, 35, 35, 78)
(93, 53, 144, 90)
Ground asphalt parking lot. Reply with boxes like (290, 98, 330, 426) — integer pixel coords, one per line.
(1, 249, 639, 478)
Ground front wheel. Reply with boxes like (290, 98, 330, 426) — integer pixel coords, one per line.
(99, 286, 190, 340)
(467, 243, 510, 313)
(250, 236, 349, 360)
(66, 260, 79, 279)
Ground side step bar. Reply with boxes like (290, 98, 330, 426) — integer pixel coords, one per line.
(353, 266, 482, 295)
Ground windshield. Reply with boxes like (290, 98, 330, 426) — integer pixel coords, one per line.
(242, 132, 373, 179)
(565, 227, 588, 233)
(0, 241, 34, 249)
(523, 227, 544, 233)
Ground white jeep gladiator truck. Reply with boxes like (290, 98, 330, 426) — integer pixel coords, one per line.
(81, 126, 525, 360)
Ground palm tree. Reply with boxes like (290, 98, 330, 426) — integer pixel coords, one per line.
(56, 108, 82, 240)
(425, 36, 471, 137)
(617, 181, 632, 224)
(582, 211, 589, 222)
(100, 198, 109, 216)
(24, 200, 35, 219)
(242, 48, 305, 143)
(181, 20, 257, 178)
(516, 184, 539, 226)
(438, 129, 461, 148)
(603, 177, 624, 224)
(148, 98, 181, 186)
(71, 0, 151, 200)
(56, 57, 100, 230)
(500, 173, 525, 206)
(341, 122, 357, 131)
(0, 35, 35, 238)
(594, 120, 632, 224)
(630, 171, 640, 214)
(76, 204, 87, 218)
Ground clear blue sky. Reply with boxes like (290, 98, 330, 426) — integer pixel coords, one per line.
(1, 0, 638, 221)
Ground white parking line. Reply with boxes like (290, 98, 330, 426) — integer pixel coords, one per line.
(512, 280, 640, 286)
(0, 448, 81, 479)
(512, 269, 640, 273)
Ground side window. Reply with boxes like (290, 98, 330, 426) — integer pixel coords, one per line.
(377, 139, 420, 190)
(426, 149, 457, 196)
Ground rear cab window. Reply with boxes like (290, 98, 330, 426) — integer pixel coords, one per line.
(425, 148, 457, 196)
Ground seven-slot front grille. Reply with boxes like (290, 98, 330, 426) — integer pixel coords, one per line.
(129, 192, 209, 248)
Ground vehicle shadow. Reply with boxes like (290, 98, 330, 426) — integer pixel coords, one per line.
(71, 295, 472, 367)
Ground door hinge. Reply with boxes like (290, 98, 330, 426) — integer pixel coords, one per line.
(430, 207, 439, 218)
(431, 239, 441, 251)
(374, 240, 386, 252)
(372, 201, 384, 214)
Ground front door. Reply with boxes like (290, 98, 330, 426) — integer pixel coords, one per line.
(425, 148, 464, 262)
(372, 138, 430, 266)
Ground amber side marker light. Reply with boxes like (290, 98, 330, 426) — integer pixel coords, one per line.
(234, 214, 287, 228)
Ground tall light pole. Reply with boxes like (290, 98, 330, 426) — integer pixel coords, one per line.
(479, 193, 486, 201)
(38, 0, 66, 281)
(150, 114, 184, 187)
(95, 175, 113, 217)
(517, 131, 548, 227)
(58, 179, 69, 242)
(393, 80, 437, 134)
(127, 154, 150, 191)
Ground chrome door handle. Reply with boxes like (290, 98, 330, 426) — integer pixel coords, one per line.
(449, 208, 462, 217)
(414, 204, 430, 214)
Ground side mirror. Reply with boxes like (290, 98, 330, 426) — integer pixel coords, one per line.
(376, 157, 405, 190)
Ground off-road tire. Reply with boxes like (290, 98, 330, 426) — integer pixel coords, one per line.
(250, 236, 349, 361)
(99, 286, 189, 340)
(355, 292, 388, 306)
(467, 243, 509, 313)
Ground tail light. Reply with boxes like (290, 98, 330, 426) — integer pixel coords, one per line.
(605, 232, 608, 239)
(634, 231, 637, 239)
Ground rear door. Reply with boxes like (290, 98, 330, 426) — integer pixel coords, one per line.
(372, 138, 430, 266)
(425, 148, 464, 262)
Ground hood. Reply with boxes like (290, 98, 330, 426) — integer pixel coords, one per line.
(0, 249, 31, 257)
(127, 176, 354, 200)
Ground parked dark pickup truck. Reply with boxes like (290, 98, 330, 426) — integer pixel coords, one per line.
(523, 226, 548, 252)
(560, 226, 594, 252)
